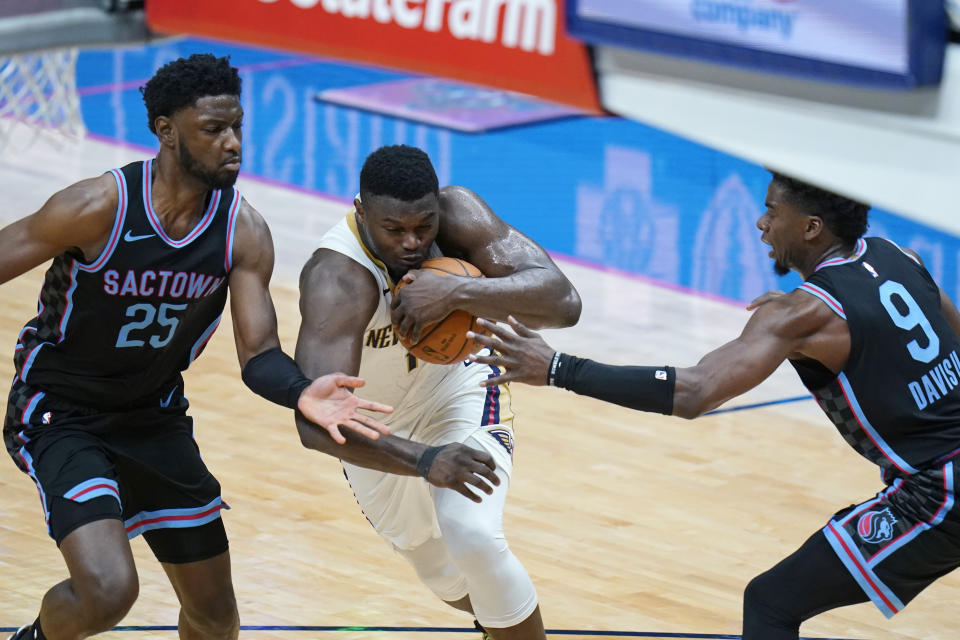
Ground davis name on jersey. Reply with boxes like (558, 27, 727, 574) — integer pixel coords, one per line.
(794, 237, 960, 477)
(908, 349, 960, 410)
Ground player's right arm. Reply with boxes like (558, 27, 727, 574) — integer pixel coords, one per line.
(469, 291, 837, 419)
(295, 249, 500, 501)
(670, 291, 838, 417)
(0, 175, 117, 284)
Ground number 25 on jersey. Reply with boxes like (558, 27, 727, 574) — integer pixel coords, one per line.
(116, 302, 187, 348)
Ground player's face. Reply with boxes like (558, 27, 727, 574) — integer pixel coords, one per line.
(356, 193, 441, 278)
(757, 181, 809, 277)
(174, 95, 243, 190)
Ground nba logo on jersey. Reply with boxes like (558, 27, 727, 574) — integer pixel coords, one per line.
(857, 507, 897, 544)
(41, 411, 52, 424)
(655, 370, 667, 381)
(863, 262, 879, 278)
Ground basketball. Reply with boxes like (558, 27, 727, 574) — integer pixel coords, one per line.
(394, 257, 486, 365)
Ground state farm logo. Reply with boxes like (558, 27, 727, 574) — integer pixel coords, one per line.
(258, 0, 557, 55)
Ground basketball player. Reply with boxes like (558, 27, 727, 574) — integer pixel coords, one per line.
(295, 145, 582, 639)
(469, 173, 960, 639)
(1, 54, 392, 640)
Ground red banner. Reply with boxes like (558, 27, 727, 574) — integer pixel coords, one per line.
(146, 0, 601, 112)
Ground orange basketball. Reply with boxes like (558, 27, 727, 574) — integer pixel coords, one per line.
(394, 257, 486, 365)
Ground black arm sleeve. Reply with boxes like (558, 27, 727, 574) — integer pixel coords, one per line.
(241, 346, 312, 409)
(552, 353, 675, 415)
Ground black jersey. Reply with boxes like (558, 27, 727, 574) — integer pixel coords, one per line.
(13, 160, 241, 409)
(790, 237, 960, 480)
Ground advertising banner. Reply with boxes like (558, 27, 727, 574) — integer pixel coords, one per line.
(146, 0, 601, 111)
(568, 0, 946, 87)
(577, 0, 909, 72)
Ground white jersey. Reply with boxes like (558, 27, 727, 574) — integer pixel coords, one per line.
(316, 213, 533, 616)
(317, 211, 518, 555)
(317, 213, 510, 443)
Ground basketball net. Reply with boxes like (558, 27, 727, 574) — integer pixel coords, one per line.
(0, 47, 85, 153)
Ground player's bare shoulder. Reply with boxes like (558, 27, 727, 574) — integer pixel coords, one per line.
(18, 173, 126, 261)
(38, 172, 122, 258)
(438, 184, 486, 212)
(760, 288, 849, 368)
(755, 288, 841, 338)
(228, 197, 275, 272)
(436, 185, 532, 275)
(46, 169, 114, 205)
(299, 248, 380, 321)
(900, 246, 924, 266)
(233, 197, 271, 244)
(437, 185, 504, 234)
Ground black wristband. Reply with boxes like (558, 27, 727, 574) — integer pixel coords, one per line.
(241, 347, 312, 409)
(547, 351, 562, 386)
(553, 353, 675, 415)
(416, 445, 444, 478)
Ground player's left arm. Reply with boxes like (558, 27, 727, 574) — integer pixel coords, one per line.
(228, 200, 391, 442)
(939, 289, 960, 340)
(228, 200, 282, 366)
(898, 246, 960, 339)
(392, 186, 581, 340)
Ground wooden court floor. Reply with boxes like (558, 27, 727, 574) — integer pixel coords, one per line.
(1, 135, 958, 639)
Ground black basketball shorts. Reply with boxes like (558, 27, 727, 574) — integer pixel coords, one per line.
(4, 379, 228, 564)
(822, 458, 960, 617)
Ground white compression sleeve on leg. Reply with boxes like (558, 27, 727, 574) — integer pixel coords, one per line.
(395, 534, 470, 602)
(431, 433, 539, 628)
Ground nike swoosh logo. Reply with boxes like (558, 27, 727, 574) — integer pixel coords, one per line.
(124, 230, 155, 242)
(160, 385, 177, 408)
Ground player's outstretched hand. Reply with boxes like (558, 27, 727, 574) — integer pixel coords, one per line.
(298, 373, 393, 444)
(425, 443, 500, 502)
(467, 316, 555, 387)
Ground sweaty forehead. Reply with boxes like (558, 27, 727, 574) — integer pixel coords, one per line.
(365, 192, 439, 219)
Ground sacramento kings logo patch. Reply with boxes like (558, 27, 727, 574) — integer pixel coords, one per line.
(857, 507, 898, 544)
(487, 428, 514, 456)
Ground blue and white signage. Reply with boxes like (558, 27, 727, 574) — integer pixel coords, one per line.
(567, 0, 947, 88)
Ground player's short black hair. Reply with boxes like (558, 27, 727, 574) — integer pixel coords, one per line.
(140, 53, 241, 134)
(359, 145, 439, 202)
(770, 172, 869, 244)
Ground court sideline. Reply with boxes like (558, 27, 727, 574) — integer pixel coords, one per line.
(1, 127, 959, 639)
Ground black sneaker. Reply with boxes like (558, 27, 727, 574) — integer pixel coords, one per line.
(7, 625, 33, 640)
(473, 619, 491, 640)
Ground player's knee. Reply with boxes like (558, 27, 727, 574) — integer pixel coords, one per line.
(742, 573, 767, 611)
(397, 537, 468, 600)
(75, 566, 139, 629)
(743, 571, 795, 632)
(439, 517, 508, 574)
(181, 589, 240, 637)
(409, 552, 459, 589)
